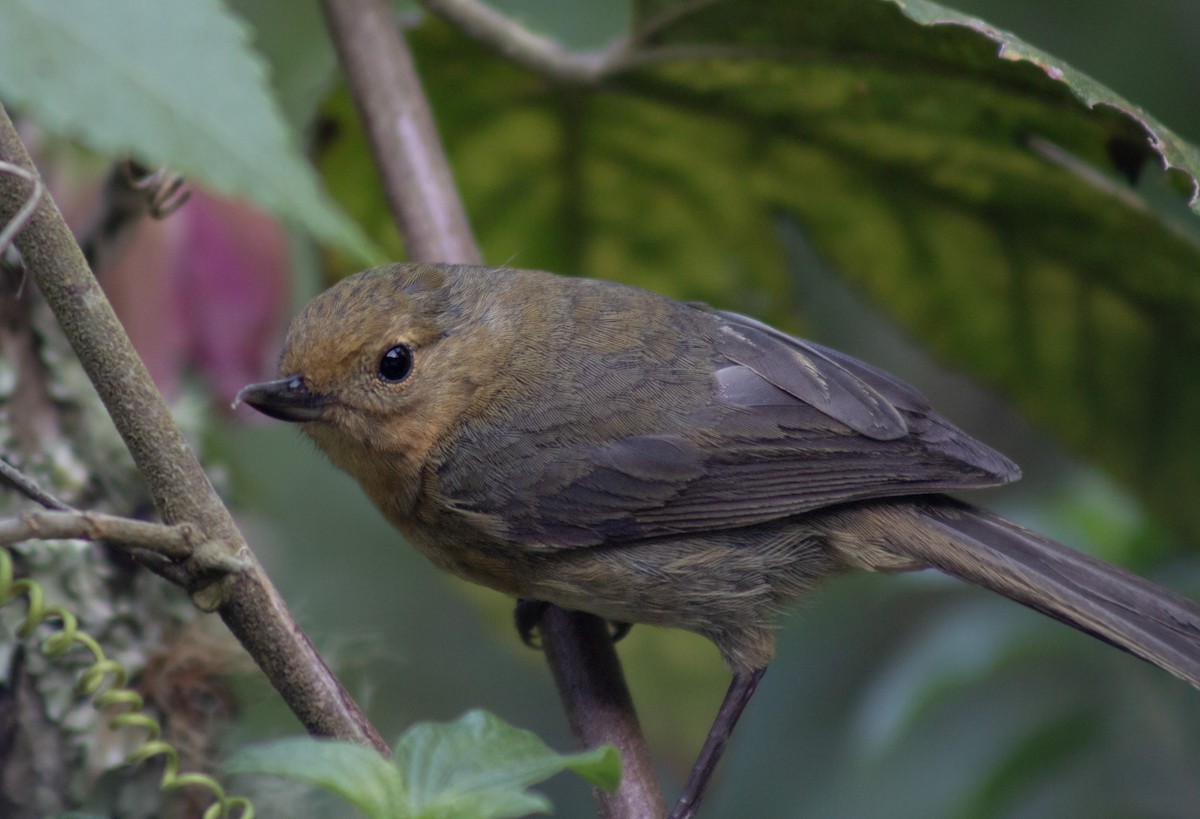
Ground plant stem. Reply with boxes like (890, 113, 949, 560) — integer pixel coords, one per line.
(322, 0, 481, 264)
(541, 607, 669, 819)
(417, 0, 625, 83)
(0, 511, 196, 560)
(319, 1, 665, 813)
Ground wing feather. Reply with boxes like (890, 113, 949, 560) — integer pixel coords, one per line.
(439, 303, 1019, 548)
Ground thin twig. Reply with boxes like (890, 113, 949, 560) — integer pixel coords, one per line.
(416, 0, 792, 85)
(0, 510, 197, 561)
(540, 607, 668, 819)
(0, 456, 71, 512)
(417, 0, 628, 84)
(320, 1, 665, 814)
(0, 103, 388, 753)
(0, 455, 197, 584)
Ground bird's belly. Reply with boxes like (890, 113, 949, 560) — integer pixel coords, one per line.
(476, 523, 839, 628)
(402, 516, 849, 671)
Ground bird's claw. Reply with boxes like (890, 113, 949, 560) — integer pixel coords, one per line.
(515, 599, 548, 649)
(514, 599, 633, 649)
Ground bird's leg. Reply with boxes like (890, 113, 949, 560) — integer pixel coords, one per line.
(668, 667, 767, 819)
(514, 599, 632, 647)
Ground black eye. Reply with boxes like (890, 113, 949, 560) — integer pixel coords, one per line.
(378, 344, 413, 383)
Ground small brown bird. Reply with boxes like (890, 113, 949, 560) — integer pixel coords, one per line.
(238, 263, 1200, 818)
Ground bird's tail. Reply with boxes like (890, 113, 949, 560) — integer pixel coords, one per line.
(856, 499, 1200, 689)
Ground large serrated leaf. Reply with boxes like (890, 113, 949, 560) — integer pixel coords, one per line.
(0, 0, 380, 263)
(887, 0, 1200, 200)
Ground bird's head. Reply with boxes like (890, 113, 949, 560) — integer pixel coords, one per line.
(236, 263, 505, 487)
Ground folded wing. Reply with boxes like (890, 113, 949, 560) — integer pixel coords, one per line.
(441, 307, 1019, 548)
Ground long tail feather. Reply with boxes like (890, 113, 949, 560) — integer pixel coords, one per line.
(882, 500, 1200, 688)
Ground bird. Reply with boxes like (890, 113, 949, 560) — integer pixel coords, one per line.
(236, 262, 1200, 819)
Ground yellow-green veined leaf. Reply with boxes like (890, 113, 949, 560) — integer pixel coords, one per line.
(321, 0, 1200, 539)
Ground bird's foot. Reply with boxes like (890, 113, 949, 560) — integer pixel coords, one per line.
(514, 599, 633, 648)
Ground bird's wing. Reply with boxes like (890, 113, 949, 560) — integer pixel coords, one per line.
(440, 309, 1019, 548)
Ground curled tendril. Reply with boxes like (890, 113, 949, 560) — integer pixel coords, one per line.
(0, 159, 44, 259)
(0, 159, 46, 297)
(121, 159, 191, 218)
(0, 547, 253, 818)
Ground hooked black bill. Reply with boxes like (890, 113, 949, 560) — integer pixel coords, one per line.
(233, 376, 328, 423)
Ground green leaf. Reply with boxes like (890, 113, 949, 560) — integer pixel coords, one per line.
(228, 712, 618, 819)
(319, 0, 1200, 539)
(228, 0, 339, 131)
(0, 0, 380, 264)
(227, 737, 404, 819)
(393, 710, 619, 818)
(888, 0, 1200, 203)
(487, 0, 631, 50)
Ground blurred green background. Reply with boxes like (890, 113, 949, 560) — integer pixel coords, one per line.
(208, 1, 1200, 817)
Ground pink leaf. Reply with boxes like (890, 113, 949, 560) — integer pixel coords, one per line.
(104, 189, 289, 413)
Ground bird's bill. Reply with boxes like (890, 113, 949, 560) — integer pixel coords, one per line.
(233, 376, 328, 423)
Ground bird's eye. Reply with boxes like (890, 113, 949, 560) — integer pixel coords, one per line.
(378, 344, 413, 383)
